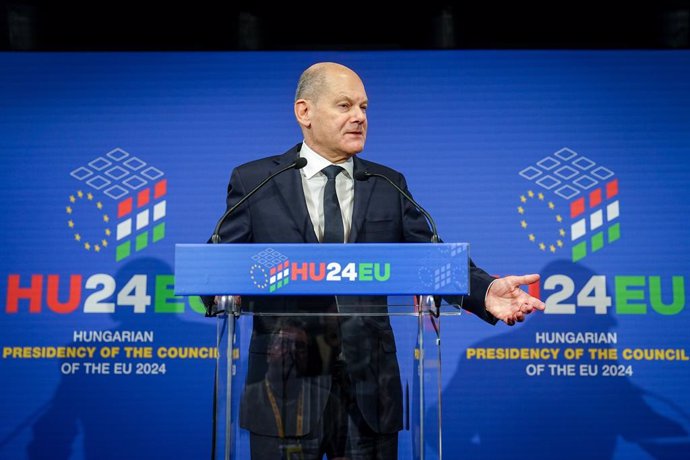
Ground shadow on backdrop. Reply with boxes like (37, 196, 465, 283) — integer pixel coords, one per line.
(436, 259, 688, 460)
(26, 257, 216, 460)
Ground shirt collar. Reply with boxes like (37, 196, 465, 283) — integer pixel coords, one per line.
(299, 142, 354, 179)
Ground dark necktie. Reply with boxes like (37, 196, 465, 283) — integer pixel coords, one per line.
(321, 165, 344, 243)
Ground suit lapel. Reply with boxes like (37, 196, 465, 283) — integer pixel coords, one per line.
(349, 157, 375, 242)
(272, 148, 319, 243)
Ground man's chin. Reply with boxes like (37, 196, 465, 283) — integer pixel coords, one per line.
(343, 141, 365, 156)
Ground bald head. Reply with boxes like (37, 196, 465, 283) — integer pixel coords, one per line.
(295, 62, 361, 103)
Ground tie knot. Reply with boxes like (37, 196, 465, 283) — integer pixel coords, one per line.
(322, 165, 343, 180)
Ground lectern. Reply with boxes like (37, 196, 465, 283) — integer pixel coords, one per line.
(175, 243, 469, 460)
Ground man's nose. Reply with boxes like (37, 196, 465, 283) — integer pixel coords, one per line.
(351, 107, 366, 122)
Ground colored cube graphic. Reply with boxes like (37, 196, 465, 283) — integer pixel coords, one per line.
(68, 148, 167, 261)
(518, 148, 620, 261)
(250, 248, 290, 292)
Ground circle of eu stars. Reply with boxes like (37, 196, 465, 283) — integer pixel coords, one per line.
(65, 190, 111, 253)
(517, 190, 566, 253)
(249, 264, 269, 289)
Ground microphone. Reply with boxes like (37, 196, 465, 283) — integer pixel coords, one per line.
(354, 170, 440, 243)
(211, 157, 308, 243)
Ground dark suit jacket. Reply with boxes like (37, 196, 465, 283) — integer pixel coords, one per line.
(211, 143, 497, 436)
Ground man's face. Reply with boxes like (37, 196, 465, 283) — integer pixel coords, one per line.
(308, 71, 368, 161)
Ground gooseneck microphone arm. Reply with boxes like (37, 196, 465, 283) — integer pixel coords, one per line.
(211, 157, 308, 244)
(355, 171, 440, 243)
(354, 170, 440, 243)
(355, 169, 444, 319)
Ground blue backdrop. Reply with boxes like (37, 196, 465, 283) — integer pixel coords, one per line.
(1, 51, 689, 459)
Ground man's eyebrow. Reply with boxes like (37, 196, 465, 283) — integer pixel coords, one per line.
(333, 94, 368, 105)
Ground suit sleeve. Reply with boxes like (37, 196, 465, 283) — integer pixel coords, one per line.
(397, 173, 498, 325)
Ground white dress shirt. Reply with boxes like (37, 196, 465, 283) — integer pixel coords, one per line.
(299, 143, 354, 243)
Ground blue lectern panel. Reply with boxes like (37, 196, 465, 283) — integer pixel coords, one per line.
(175, 243, 468, 295)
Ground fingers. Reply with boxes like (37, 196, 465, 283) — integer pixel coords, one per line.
(511, 273, 540, 286)
(515, 290, 546, 312)
(505, 315, 524, 326)
(503, 303, 530, 326)
(503, 307, 526, 326)
(519, 301, 542, 313)
(523, 297, 546, 312)
(532, 299, 546, 311)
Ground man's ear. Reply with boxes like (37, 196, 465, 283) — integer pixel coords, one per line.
(294, 99, 311, 128)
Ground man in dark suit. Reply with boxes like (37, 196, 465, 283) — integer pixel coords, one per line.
(209, 62, 545, 459)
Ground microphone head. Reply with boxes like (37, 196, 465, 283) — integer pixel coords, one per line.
(294, 157, 308, 169)
(354, 170, 371, 181)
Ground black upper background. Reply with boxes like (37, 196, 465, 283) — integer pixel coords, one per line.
(1, 1, 689, 50)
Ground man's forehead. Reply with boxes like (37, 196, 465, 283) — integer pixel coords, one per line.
(329, 90, 367, 100)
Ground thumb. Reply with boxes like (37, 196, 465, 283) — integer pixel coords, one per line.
(511, 273, 540, 286)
